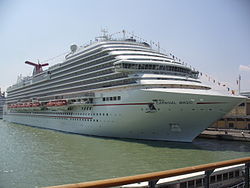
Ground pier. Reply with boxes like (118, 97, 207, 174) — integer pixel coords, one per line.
(43, 157, 250, 188)
(199, 128, 250, 142)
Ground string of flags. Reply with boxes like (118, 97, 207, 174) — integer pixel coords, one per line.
(200, 72, 239, 95)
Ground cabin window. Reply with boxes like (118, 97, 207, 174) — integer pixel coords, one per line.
(235, 170, 240, 177)
(217, 174, 222, 182)
(223, 173, 228, 180)
(229, 123, 234, 128)
(210, 176, 216, 183)
(188, 180, 194, 187)
(180, 182, 187, 188)
(196, 179, 202, 187)
(229, 171, 234, 179)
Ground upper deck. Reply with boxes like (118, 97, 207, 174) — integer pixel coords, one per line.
(6, 31, 204, 103)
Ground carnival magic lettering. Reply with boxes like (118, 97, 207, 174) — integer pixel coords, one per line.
(153, 99, 193, 105)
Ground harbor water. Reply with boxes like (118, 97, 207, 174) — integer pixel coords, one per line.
(0, 120, 250, 188)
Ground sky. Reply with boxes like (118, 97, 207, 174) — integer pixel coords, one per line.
(0, 0, 249, 93)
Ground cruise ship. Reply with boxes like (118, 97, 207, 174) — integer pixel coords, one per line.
(3, 31, 245, 142)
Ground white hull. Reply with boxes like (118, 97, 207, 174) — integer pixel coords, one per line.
(3, 88, 244, 142)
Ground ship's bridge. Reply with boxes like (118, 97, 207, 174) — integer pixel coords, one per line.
(114, 59, 199, 79)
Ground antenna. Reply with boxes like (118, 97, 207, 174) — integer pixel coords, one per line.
(122, 30, 126, 39)
(101, 28, 108, 37)
(238, 75, 241, 95)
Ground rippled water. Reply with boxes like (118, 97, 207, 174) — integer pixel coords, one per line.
(0, 119, 250, 188)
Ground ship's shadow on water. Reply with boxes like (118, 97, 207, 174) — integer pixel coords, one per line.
(99, 136, 250, 153)
(5, 121, 250, 153)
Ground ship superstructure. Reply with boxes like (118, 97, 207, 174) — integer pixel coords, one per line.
(3, 31, 245, 142)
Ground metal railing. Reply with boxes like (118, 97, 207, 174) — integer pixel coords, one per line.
(43, 157, 250, 188)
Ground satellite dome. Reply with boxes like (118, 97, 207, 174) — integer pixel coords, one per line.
(70, 44, 78, 53)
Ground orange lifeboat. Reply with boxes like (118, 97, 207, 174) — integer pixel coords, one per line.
(47, 101, 56, 107)
(32, 102, 41, 107)
(17, 104, 22, 108)
(55, 100, 68, 106)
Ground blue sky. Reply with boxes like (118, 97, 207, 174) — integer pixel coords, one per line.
(0, 0, 249, 93)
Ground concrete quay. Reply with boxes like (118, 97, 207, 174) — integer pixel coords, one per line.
(199, 128, 250, 142)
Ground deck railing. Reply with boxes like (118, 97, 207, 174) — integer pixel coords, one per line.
(43, 157, 250, 188)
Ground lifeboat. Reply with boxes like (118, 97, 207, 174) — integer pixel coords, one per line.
(14, 103, 24, 111)
(32, 102, 41, 107)
(17, 104, 23, 108)
(47, 101, 57, 107)
(46, 100, 68, 110)
(55, 100, 67, 106)
(23, 103, 29, 108)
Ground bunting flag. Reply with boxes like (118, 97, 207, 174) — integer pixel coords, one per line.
(199, 70, 236, 94)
